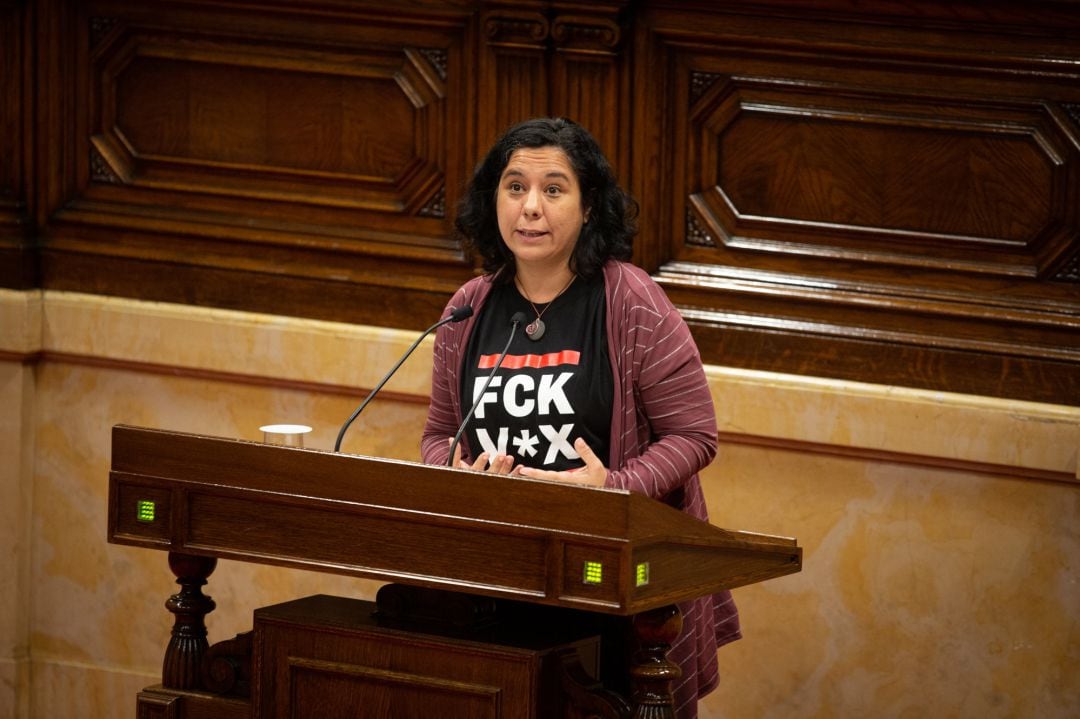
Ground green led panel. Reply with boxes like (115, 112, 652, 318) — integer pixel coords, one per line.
(636, 562, 650, 587)
(583, 561, 603, 585)
(136, 500, 156, 523)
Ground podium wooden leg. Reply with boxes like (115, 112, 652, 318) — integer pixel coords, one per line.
(629, 604, 683, 719)
(163, 552, 217, 690)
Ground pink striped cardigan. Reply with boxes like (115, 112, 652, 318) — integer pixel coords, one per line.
(421, 260, 740, 718)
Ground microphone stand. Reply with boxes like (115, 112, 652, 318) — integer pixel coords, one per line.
(446, 312, 526, 467)
(334, 306, 472, 453)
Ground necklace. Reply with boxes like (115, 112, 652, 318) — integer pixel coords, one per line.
(516, 274, 576, 341)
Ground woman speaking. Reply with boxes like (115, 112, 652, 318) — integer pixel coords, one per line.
(421, 117, 739, 718)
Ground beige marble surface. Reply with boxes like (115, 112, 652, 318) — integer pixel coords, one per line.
(709, 367, 1078, 477)
(0, 360, 34, 719)
(1, 288, 1078, 718)
(703, 445, 1080, 718)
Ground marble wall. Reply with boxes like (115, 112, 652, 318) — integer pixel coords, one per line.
(1, 288, 1077, 718)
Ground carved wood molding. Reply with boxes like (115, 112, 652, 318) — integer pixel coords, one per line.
(483, 7, 626, 53)
(551, 15, 622, 54)
(689, 70, 724, 105)
(89, 146, 122, 184)
(483, 10, 549, 47)
(418, 186, 446, 218)
(685, 209, 715, 247)
(1053, 252, 1080, 283)
(201, 631, 252, 696)
(419, 47, 448, 81)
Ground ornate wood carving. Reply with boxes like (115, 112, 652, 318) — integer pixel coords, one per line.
(689, 71, 723, 105)
(89, 146, 122, 184)
(483, 10, 549, 47)
(1054, 252, 1080, 283)
(418, 47, 448, 81)
(417, 185, 446, 218)
(685, 209, 715, 247)
(201, 632, 252, 697)
(551, 15, 622, 53)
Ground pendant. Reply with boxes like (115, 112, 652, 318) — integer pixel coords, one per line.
(525, 318, 545, 341)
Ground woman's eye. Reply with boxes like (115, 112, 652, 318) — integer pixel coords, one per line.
(508, 182, 524, 192)
(546, 185, 562, 196)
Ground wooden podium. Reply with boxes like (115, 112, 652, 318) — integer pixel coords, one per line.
(108, 425, 801, 718)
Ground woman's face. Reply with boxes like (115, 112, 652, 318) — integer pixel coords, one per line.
(496, 146, 586, 273)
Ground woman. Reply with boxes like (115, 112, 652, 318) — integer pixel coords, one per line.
(421, 117, 739, 718)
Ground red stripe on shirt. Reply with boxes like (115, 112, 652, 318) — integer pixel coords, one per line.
(477, 350, 581, 370)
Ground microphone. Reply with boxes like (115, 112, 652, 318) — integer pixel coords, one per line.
(446, 311, 527, 467)
(334, 305, 473, 453)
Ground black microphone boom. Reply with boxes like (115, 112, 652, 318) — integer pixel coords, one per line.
(334, 305, 473, 453)
(446, 311, 527, 467)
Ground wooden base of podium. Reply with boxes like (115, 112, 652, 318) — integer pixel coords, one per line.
(138, 591, 613, 719)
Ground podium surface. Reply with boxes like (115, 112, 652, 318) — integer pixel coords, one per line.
(109, 425, 801, 615)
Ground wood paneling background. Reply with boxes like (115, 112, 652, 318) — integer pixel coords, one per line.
(5, 0, 1079, 404)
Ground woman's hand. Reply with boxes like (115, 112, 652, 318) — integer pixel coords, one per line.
(449, 437, 515, 474)
(517, 438, 608, 487)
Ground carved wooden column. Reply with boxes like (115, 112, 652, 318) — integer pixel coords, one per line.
(629, 604, 683, 719)
(478, 2, 550, 149)
(475, 2, 630, 175)
(162, 552, 217, 690)
(549, 2, 631, 178)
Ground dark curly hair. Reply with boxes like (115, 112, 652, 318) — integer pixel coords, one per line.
(455, 117, 636, 283)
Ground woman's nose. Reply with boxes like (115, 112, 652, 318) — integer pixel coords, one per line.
(522, 189, 541, 217)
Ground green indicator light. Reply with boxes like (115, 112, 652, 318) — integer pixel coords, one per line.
(636, 562, 650, 587)
(136, 500, 156, 523)
(583, 561, 603, 585)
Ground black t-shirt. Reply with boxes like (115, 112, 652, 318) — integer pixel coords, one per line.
(461, 274, 612, 471)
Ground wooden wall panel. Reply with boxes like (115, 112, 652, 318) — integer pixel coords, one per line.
(633, 0, 1080, 404)
(42, 0, 478, 326)
(0, 0, 34, 288)
(9, 0, 1080, 403)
